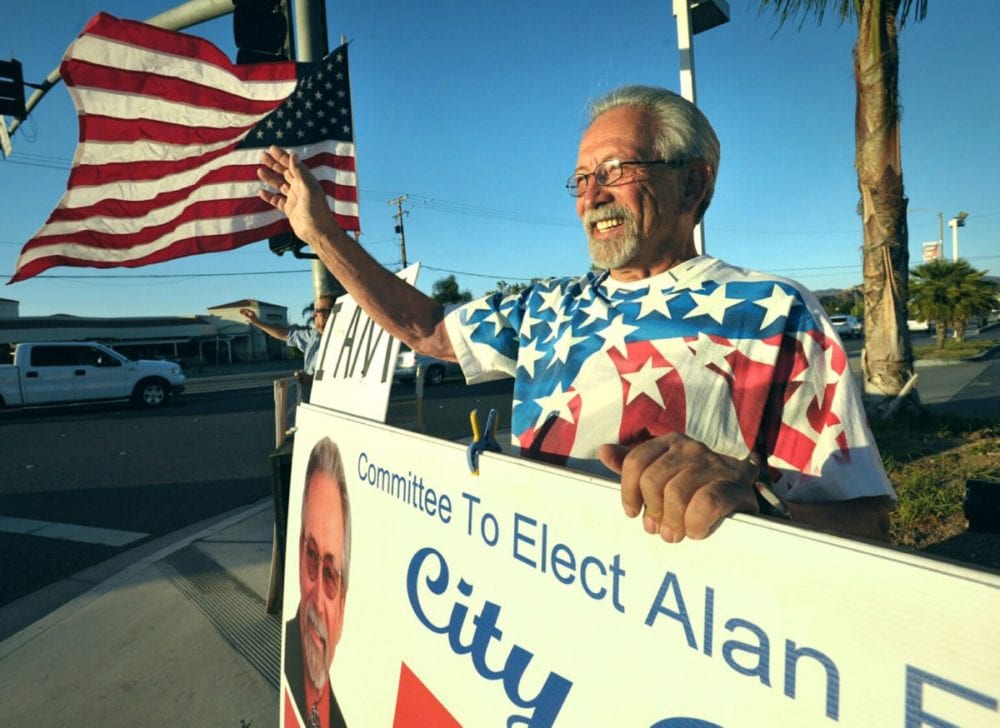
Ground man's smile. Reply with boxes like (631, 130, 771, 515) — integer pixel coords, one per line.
(593, 217, 625, 234)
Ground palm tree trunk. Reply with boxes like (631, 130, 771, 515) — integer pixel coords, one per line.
(855, 0, 917, 413)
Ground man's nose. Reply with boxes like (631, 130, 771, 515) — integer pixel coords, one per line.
(577, 177, 612, 214)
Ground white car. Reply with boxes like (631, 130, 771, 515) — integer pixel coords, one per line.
(907, 319, 934, 333)
(394, 345, 462, 386)
(829, 314, 863, 339)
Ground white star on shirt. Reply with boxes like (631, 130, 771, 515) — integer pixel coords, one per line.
(517, 338, 546, 378)
(637, 290, 681, 320)
(533, 382, 579, 424)
(754, 284, 797, 330)
(521, 304, 547, 339)
(577, 296, 610, 328)
(480, 310, 511, 337)
(596, 315, 639, 356)
(685, 332, 735, 379)
(684, 284, 743, 325)
(622, 357, 674, 407)
(549, 325, 588, 367)
(535, 286, 564, 316)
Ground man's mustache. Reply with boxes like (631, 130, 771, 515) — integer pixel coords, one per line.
(306, 602, 328, 644)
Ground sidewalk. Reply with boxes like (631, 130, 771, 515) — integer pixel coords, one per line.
(0, 500, 281, 726)
(0, 350, 995, 726)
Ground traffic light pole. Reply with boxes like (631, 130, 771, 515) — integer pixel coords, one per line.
(289, 0, 340, 303)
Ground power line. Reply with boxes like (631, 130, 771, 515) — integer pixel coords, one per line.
(16, 253, 999, 283)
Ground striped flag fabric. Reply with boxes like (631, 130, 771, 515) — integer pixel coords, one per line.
(10, 13, 359, 283)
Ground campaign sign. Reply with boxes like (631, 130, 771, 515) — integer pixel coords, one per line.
(280, 406, 1000, 727)
(309, 263, 419, 419)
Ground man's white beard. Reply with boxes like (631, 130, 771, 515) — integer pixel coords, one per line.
(583, 206, 641, 269)
(304, 603, 330, 691)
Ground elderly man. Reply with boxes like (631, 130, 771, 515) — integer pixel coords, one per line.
(258, 85, 894, 544)
(284, 437, 350, 728)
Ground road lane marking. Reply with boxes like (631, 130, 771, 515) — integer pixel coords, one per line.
(0, 516, 148, 547)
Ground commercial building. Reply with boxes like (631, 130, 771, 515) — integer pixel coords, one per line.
(0, 297, 299, 368)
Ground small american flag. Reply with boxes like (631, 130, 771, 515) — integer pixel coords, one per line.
(10, 13, 359, 283)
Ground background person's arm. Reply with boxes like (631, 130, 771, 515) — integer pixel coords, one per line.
(240, 308, 291, 342)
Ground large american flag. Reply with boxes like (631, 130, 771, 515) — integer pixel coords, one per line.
(10, 13, 358, 283)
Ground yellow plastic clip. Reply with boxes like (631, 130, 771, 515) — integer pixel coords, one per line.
(467, 408, 501, 475)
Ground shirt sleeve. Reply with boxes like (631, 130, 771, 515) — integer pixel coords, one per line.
(444, 291, 527, 384)
(285, 328, 311, 350)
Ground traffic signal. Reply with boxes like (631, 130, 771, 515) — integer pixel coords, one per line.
(268, 232, 318, 259)
(234, 0, 307, 256)
(0, 59, 26, 120)
(233, 0, 292, 64)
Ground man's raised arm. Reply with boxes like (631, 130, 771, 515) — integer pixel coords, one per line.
(257, 146, 456, 362)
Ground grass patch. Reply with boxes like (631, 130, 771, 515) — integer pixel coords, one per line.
(871, 414, 1000, 552)
(913, 338, 997, 361)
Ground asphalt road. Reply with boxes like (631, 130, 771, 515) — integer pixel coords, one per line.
(0, 387, 276, 609)
(0, 371, 513, 612)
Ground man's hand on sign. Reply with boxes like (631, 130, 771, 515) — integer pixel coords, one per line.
(599, 433, 760, 542)
(258, 145, 339, 245)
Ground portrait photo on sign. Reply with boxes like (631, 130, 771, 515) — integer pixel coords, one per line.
(281, 436, 351, 728)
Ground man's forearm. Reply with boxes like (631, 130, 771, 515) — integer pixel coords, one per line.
(304, 223, 456, 361)
(786, 496, 893, 542)
(252, 321, 290, 341)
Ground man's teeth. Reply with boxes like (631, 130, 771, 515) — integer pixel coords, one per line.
(595, 218, 623, 233)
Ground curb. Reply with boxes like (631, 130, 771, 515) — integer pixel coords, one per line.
(0, 498, 272, 657)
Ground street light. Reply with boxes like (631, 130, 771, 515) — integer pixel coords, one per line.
(672, 0, 730, 255)
(948, 211, 969, 261)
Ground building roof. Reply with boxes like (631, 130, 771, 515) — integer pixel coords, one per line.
(208, 299, 286, 310)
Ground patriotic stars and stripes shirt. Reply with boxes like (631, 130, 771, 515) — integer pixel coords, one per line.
(444, 255, 894, 503)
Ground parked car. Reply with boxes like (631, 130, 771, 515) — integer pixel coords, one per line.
(0, 341, 185, 409)
(829, 314, 863, 339)
(907, 319, 935, 333)
(394, 345, 461, 386)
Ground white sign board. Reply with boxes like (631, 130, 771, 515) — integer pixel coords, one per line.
(309, 263, 419, 419)
(280, 406, 1000, 727)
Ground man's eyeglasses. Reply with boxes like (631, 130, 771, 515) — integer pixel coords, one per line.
(302, 536, 343, 599)
(314, 308, 332, 316)
(566, 158, 687, 197)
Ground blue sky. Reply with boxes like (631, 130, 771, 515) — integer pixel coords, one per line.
(1, 0, 997, 323)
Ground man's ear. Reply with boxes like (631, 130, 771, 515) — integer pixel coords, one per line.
(680, 162, 712, 215)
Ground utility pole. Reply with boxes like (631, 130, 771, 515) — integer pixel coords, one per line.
(388, 195, 409, 268)
(671, 0, 730, 256)
(948, 211, 969, 262)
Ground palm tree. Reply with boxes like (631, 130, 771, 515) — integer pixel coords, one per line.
(757, 0, 928, 414)
(910, 259, 1000, 349)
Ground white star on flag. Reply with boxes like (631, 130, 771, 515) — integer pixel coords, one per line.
(533, 382, 579, 424)
(754, 284, 798, 329)
(596, 314, 639, 356)
(684, 284, 744, 325)
(622, 357, 674, 406)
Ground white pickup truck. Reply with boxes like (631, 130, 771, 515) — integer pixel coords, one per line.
(0, 341, 186, 409)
